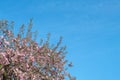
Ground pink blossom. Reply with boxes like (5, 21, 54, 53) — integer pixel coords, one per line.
(4, 40, 10, 45)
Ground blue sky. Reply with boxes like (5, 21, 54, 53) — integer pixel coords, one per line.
(0, 0, 120, 80)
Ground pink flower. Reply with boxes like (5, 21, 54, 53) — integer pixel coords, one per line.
(4, 40, 10, 45)
(29, 56, 35, 62)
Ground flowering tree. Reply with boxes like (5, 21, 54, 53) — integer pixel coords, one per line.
(0, 20, 75, 80)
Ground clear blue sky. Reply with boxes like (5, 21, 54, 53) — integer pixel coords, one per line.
(0, 0, 120, 80)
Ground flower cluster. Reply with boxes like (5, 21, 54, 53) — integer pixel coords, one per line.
(0, 20, 75, 80)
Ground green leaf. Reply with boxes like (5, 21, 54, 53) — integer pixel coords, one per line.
(0, 64, 2, 69)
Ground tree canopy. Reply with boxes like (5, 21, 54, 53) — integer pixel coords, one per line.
(0, 20, 75, 80)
